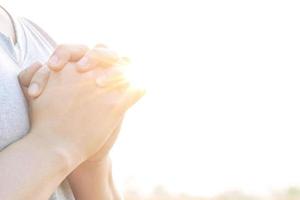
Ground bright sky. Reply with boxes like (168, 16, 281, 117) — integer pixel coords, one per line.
(3, 0, 300, 197)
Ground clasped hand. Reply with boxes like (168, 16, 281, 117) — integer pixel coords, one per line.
(18, 44, 144, 165)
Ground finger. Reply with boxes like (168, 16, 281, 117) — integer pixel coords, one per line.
(48, 44, 89, 71)
(117, 86, 146, 113)
(102, 79, 131, 94)
(21, 86, 30, 100)
(76, 47, 120, 72)
(28, 65, 50, 98)
(18, 62, 43, 87)
(95, 67, 126, 88)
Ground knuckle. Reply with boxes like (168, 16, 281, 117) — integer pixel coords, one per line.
(34, 67, 49, 80)
(40, 67, 50, 75)
(19, 62, 42, 80)
(83, 50, 102, 64)
(55, 44, 70, 56)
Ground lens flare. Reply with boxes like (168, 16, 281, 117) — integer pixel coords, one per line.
(118, 58, 148, 91)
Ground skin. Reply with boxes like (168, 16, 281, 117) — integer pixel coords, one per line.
(0, 128, 77, 200)
(21, 46, 141, 200)
(27, 44, 125, 161)
(0, 9, 143, 199)
(20, 45, 128, 199)
(4, 54, 143, 200)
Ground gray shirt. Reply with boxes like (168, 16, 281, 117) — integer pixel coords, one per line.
(0, 11, 75, 200)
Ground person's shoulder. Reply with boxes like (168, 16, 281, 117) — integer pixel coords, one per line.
(13, 17, 56, 67)
(16, 17, 57, 48)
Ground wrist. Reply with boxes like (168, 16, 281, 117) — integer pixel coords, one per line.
(70, 156, 110, 178)
(68, 156, 114, 200)
(27, 129, 84, 172)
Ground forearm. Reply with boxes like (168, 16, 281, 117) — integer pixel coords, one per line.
(68, 156, 121, 200)
(0, 133, 78, 200)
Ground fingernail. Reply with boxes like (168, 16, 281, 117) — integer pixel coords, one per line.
(48, 55, 59, 67)
(28, 83, 40, 96)
(78, 57, 89, 68)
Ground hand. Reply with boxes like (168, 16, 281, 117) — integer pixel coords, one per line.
(28, 61, 143, 167)
(19, 44, 129, 162)
(21, 44, 120, 98)
(18, 46, 138, 199)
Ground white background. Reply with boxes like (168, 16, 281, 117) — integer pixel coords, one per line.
(3, 0, 300, 197)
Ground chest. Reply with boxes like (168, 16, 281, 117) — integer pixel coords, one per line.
(0, 52, 29, 150)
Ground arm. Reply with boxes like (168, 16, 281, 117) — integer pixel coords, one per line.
(25, 45, 125, 200)
(68, 122, 123, 200)
(24, 61, 142, 200)
(0, 132, 79, 200)
(23, 45, 141, 200)
(68, 119, 124, 200)
(13, 58, 126, 200)
(68, 156, 121, 200)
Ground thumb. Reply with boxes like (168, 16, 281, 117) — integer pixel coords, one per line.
(18, 62, 43, 87)
(27, 65, 51, 98)
(18, 62, 43, 99)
